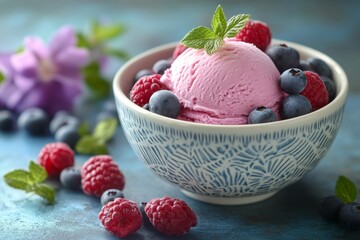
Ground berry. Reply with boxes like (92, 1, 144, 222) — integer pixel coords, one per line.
(99, 198, 142, 238)
(319, 196, 344, 221)
(100, 189, 125, 206)
(172, 43, 188, 60)
(60, 167, 82, 191)
(130, 74, 166, 107)
(0, 110, 16, 132)
(38, 142, 75, 177)
(144, 196, 197, 236)
(152, 59, 171, 75)
(149, 90, 180, 119)
(248, 106, 277, 124)
(307, 57, 332, 79)
(338, 202, 360, 229)
(134, 69, 154, 83)
(49, 114, 79, 135)
(266, 44, 300, 74)
(282, 94, 312, 119)
(103, 100, 118, 116)
(301, 71, 329, 111)
(279, 68, 307, 94)
(321, 75, 336, 101)
(18, 108, 49, 136)
(235, 19, 272, 51)
(55, 125, 80, 149)
(299, 60, 313, 71)
(81, 155, 125, 197)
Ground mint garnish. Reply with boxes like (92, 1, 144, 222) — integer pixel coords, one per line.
(335, 175, 358, 203)
(3, 161, 55, 204)
(0, 71, 4, 84)
(75, 118, 118, 155)
(181, 5, 250, 54)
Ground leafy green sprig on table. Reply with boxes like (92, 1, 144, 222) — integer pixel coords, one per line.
(77, 21, 129, 98)
(3, 161, 55, 204)
(181, 5, 250, 55)
(0, 71, 4, 84)
(335, 175, 358, 203)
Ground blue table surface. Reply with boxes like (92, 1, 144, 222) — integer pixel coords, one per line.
(1, 0, 360, 239)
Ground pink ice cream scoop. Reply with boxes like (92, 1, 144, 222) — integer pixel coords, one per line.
(160, 40, 283, 125)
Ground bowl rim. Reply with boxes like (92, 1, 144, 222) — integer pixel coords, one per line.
(113, 39, 348, 131)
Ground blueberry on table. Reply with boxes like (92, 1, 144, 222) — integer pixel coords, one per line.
(134, 69, 154, 83)
(0, 110, 16, 132)
(55, 124, 80, 149)
(60, 167, 82, 191)
(50, 114, 80, 135)
(248, 106, 277, 124)
(17, 108, 49, 136)
(101, 189, 125, 206)
(266, 44, 300, 74)
(282, 94, 312, 119)
(307, 57, 333, 79)
(149, 90, 180, 119)
(152, 59, 172, 75)
(319, 196, 344, 221)
(103, 99, 118, 116)
(339, 202, 360, 229)
(279, 68, 307, 94)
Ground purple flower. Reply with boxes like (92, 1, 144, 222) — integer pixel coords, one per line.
(0, 27, 89, 115)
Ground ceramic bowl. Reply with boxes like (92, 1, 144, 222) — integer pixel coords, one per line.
(113, 40, 348, 205)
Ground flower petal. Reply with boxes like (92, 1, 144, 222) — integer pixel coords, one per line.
(50, 26, 76, 57)
(55, 47, 89, 70)
(13, 75, 37, 91)
(10, 51, 38, 78)
(24, 36, 49, 59)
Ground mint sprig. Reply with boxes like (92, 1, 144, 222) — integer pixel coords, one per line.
(75, 118, 118, 155)
(335, 175, 358, 203)
(3, 161, 55, 204)
(181, 5, 250, 54)
(0, 71, 5, 84)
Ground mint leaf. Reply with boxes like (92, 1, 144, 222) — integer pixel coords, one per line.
(93, 118, 118, 144)
(181, 26, 218, 49)
(76, 32, 92, 49)
(4, 170, 32, 191)
(0, 71, 5, 84)
(33, 184, 55, 204)
(75, 135, 109, 155)
(82, 62, 111, 99)
(204, 37, 224, 55)
(29, 161, 47, 183)
(78, 122, 91, 137)
(103, 47, 129, 61)
(335, 176, 358, 203)
(92, 21, 125, 42)
(224, 14, 250, 38)
(212, 5, 227, 37)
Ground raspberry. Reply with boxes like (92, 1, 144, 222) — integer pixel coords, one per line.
(129, 74, 166, 107)
(144, 196, 197, 236)
(301, 71, 329, 110)
(99, 198, 142, 238)
(81, 155, 125, 197)
(235, 19, 272, 51)
(38, 142, 74, 177)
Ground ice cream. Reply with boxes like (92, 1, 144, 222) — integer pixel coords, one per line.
(160, 40, 283, 125)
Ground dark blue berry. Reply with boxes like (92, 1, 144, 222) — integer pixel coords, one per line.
(307, 57, 332, 79)
(248, 106, 277, 124)
(279, 68, 307, 94)
(100, 189, 125, 205)
(0, 110, 16, 132)
(60, 167, 82, 191)
(149, 90, 180, 118)
(282, 94, 312, 119)
(319, 196, 344, 221)
(339, 202, 360, 229)
(50, 114, 80, 135)
(138, 202, 152, 227)
(266, 44, 300, 73)
(152, 59, 171, 75)
(55, 124, 80, 149)
(321, 76, 336, 101)
(103, 99, 118, 116)
(17, 108, 49, 136)
(134, 69, 154, 83)
(143, 103, 150, 111)
(299, 60, 313, 71)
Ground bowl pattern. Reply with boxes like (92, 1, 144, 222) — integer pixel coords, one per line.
(117, 101, 344, 198)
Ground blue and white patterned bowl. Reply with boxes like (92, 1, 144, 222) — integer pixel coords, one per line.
(113, 40, 348, 205)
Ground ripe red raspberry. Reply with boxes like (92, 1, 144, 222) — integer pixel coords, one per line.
(144, 196, 197, 236)
(81, 155, 125, 197)
(172, 43, 188, 60)
(38, 142, 74, 177)
(99, 198, 142, 238)
(235, 19, 272, 51)
(301, 71, 329, 110)
(130, 74, 166, 107)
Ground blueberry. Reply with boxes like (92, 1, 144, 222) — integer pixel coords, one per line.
(248, 106, 277, 124)
(339, 202, 360, 229)
(17, 108, 49, 136)
(321, 76, 336, 101)
(134, 69, 154, 83)
(266, 44, 300, 73)
(0, 110, 16, 132)
(319, 196, 344, 221)
(149, 90, 180, 118)
(60, 167, 82, 191)
(103, 99, 118, 116)
(143, 103, 150, 111)
(50, 114, 80, 135)
(299, 60, 313, 71)
(55, 124, 80, 149)
(279, 68, 307, 94)
(138, 201, 152, 227)
(307, 57, 332, 79)
(152, 59, 171, 75)
(282, 94, 312, 119)
(100, 189, 125, 205)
